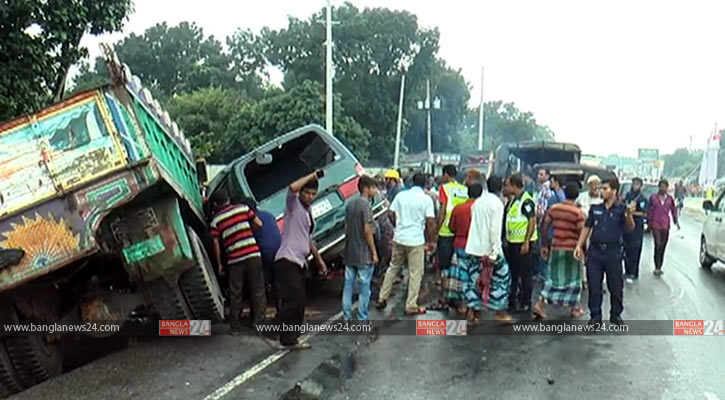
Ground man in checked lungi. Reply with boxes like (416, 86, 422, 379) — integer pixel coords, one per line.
(444, 183, 483, 317)
(532, 182, 586, 319)
(465, 175, 513, 323)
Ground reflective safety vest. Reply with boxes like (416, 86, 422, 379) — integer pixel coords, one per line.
(506, 191, 538, 244)
(439, 181, 468, 236)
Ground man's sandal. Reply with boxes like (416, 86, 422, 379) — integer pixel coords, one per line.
(404, 307, 427, 315)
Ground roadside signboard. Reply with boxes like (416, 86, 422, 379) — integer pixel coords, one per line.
(638, 148, 659, 161)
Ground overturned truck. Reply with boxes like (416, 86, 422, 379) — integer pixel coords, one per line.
(0, 46, 223, 395)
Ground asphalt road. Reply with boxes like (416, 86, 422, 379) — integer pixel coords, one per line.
(8, 213, 725, 400)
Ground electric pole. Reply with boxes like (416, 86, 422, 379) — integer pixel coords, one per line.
(477, 66, 484, 151)
(394, 75, 406, 169)
(325, 0, 334, 136)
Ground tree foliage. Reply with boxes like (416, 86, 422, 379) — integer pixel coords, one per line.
(263, 3, 450, 163)
(0, 0, 133, 121)
(112, 22, 236, 99)
(168, 81, 371, 164)
(457, 101, 556, 153)
(3, 2, 556, 168)
(661, 147, 703, 180)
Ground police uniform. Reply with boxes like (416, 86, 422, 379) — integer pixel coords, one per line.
(505, 191, 538, 311)
(585, 202, 628, 320)
(623, 190, 648, 279)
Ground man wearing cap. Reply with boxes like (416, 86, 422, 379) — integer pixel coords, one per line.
(384, 170, 403, 203)
(576, 175, 603, 218)
(575, 175, 602, 286)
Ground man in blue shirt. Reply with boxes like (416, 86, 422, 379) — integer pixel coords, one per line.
(574, 178, 635, 325)
(547, 175, 565, 207)
(622, 178, 648, 282)
(241, 197, 282, 311)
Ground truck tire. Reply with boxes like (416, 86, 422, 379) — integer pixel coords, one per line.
(180, 228, 224, 321)
(150, 278, 193, 320)
(0, 305, 61, 390)
(0, 343, 23, 397)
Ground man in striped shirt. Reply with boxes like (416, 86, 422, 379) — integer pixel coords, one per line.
(534, 182, 586, 319)
(210, 191, 266, 335)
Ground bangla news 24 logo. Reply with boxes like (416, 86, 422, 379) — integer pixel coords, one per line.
(416, 320, 467, 336)
(159, 320, 211, 336)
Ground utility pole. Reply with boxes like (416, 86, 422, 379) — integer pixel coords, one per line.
(394, 75, 406, 169)
(325, 0, 334, 136)
(417, 80, 440, 174)
(426, 79, 432, 172)
(477, 66, 484, 151)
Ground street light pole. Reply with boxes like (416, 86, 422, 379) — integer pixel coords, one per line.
(394, 74, 406, 169)
(477, 66, 484, 151)
(426, 79, 432, 173)
(325, 0, 333, 136)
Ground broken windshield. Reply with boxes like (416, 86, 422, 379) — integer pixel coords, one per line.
(243, 131, 338, 201)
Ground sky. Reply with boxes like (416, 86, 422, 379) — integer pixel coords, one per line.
(81, 0, 725, 158)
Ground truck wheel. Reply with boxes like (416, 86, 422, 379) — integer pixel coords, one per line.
(0, 305, 61, 390)
(0, 342, 23, 397)
(179, 228, 224, 321)
(150, 278, 193, 320)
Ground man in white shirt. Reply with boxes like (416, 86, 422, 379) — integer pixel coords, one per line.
(377, 173, 436, 315)
(575, 174, 602, 287)
(466, 175, 513, 322)
(576, 175, 603, 218)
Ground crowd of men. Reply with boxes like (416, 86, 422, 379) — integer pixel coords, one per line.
(207, 164, 681, 349)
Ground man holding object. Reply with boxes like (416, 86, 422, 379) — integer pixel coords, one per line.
(273, 170, 328, 349)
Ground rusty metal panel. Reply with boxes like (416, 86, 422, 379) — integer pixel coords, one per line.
(106, 197, 194, 283)
(0, 91, 128, 219)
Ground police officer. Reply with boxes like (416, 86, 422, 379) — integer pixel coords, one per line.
(574, 178, 635, 325)
(623, 177, 648, 282)
(504, 173, 538, 314)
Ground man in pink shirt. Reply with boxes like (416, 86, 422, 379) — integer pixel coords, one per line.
(647, 179, 680, 275)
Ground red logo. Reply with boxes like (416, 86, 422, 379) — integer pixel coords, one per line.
(673, 320, 704, 336)
(416, 320, 447, 336)
(160, 320, 191, 336)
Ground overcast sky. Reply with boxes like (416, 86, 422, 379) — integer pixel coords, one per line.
(82, 0, 725, 157)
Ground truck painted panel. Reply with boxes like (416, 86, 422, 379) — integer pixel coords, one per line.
(0, 71, 203, 291)
(0, 165, 157, 290)
(0, 92, 128, 218)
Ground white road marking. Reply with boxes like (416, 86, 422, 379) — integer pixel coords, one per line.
(201, 306, 351, 400)
(704, 392, 720, 400)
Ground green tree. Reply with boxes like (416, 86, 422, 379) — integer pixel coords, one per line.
(226, 28, 268, 100)
(663, 147, 702, 179)
(0, 0, 133, 121)
(263, 3, 450, 163)
(227, 81, 371, 163)
(167, 87, 249, 162)
(169, 82, 371, 164)
(456, 101, 556, 155)
(405, 62, 471, 154)
(112, 22, 237, 99)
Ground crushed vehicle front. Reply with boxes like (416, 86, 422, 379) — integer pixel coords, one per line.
(207, 124, 385, 265)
